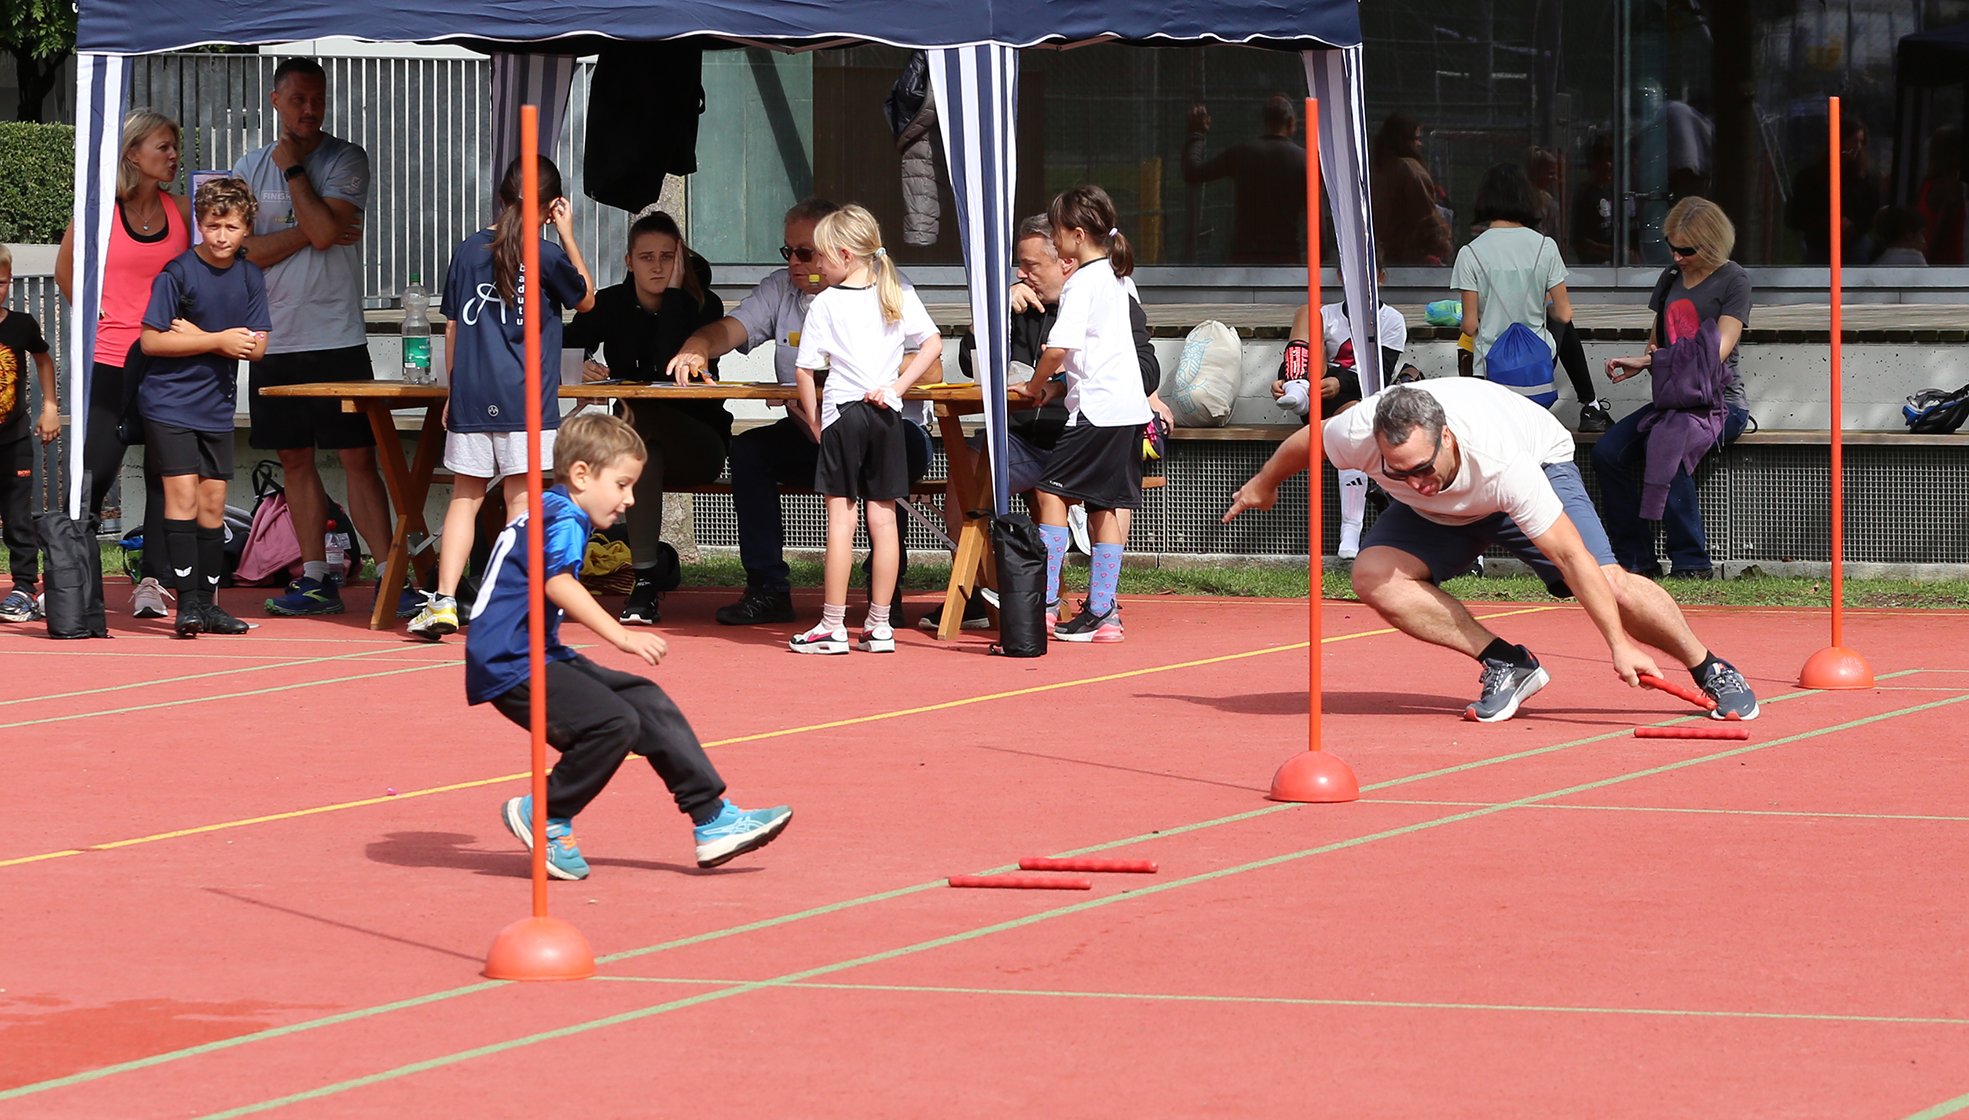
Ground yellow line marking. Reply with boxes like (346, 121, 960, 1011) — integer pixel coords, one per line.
(0, 604, 1548, 868)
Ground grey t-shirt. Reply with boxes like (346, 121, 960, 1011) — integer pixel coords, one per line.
(234, 134, 371, 353)
(1650, 261, 1752, 408)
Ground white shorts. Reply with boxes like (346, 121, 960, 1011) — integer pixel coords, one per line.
(444, 429, 556, 483)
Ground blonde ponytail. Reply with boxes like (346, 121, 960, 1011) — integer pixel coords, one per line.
(872, 250, 904, 324)
(814, 204, 907, 322)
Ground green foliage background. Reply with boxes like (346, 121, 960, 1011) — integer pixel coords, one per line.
(0, 122, 74, 241)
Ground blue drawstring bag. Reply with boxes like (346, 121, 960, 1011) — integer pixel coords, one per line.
(1483, 321, 1557, 408)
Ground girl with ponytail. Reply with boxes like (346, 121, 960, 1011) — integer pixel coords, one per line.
(407, 155, 596, 640)
(786, 204, 942, 655)
(1012, 185, 1153, 643)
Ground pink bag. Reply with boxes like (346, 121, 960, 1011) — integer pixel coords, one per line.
(233, 461, 359, 586)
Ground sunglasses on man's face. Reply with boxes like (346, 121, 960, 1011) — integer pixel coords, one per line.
(779, 245, 817, 263)
(1668, 243, 1700, 258)
(1380, 429, 1445, 482)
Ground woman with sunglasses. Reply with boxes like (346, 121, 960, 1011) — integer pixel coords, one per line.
(1592, 197, 1753, 580)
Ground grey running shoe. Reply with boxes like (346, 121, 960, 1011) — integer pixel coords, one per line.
(1698, 659, 1760, 721)
(1466, 651, 1550, 722)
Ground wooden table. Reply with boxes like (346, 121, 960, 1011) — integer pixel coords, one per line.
(262, 379, 1013, 637)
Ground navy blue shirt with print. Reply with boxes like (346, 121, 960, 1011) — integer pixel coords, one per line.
(139, 251, 271, 433)
(463, 486, 589, 704)
(440, 229, 585, 434)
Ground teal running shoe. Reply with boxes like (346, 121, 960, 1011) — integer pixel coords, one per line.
(501, 795, 590, 881)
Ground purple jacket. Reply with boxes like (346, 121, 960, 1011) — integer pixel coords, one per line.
(1634, 321, 1727, 519)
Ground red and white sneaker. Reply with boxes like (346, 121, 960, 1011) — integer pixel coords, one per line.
(789, 622, 850, 655)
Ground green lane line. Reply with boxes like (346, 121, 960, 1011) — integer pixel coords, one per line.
(1906, 1089, 1969, 1119)
(590, 975, 1969, 1028)
(193, 690, 1969, 1118)
(0, 661, 456, 731)
(1377, 799, 1969, 825)
(0, 644, 444, 709)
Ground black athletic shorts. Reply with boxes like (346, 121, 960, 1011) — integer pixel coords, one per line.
(814, 401, 907, 501)
(249, 345, 377, 451)
(1037, 421, 1143, 511)
(147, 422, 235, 480)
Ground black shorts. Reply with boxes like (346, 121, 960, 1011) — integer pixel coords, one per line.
(814, 401, 907, 501)
(249, 345, 377, 451)
(148, 422, 235, 480)
(1037, 421, 1143, 511)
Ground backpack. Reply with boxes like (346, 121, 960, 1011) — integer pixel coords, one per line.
(233, 460, 361, 586)
(1904, 384, 1969, 434)
(1484, 321, 1557, 407)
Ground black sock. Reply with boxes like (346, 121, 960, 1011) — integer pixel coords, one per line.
(165, 518, 199, 599)
(197, 524, 224, 608)
(1691, 651, 1721, 680)
(1555, 320, 1596, 402)
(689, 799, 725, 827)
(1480, 638, 1534, 668)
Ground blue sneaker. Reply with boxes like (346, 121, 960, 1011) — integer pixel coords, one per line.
(501, 795, 590, 881)
(264, 576, 346, 617)
(692, 800, 792, 869)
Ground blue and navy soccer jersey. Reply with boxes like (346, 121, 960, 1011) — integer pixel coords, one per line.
(463, 486, 591, 704)
(139, 250, 271, 432)
(439, 228, 585, 434)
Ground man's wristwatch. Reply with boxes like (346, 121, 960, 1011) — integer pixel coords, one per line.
(282, 164, 307, 182)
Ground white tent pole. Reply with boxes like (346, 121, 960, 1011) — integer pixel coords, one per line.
(1303, 46, 1384, 395)
(67, 52, 127, 519)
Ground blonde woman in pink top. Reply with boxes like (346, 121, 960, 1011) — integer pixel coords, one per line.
(57, 108, 192, 618)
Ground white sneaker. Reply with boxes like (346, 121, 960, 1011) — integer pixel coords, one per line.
(789, 622, 850, 655)
(131, 577, 173, 619)
(1065, 504, 1091, 555)
(857, 624, 896, 653)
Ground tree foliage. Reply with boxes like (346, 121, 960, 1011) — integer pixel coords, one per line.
(3, 0, 78, 122)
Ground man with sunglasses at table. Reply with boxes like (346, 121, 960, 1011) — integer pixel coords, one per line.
(666, 198, 933, 626)
(1223, 379, 1759, 723)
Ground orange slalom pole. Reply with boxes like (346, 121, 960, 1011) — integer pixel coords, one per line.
(1265, 97, 1357, 803)
(521, 119, 549, 920)
(1305, 97, 1322, 754)
(483, 105, 595, 979)
(1827, 98, 1845, 650)
(1798, 96, 1873, 691)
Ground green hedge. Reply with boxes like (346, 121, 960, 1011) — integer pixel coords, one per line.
(0, 122, 75, 243)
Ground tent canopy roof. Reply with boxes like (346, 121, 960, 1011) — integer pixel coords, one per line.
(1899, 22, 1969, 89)
(78, 0, 1361, 56)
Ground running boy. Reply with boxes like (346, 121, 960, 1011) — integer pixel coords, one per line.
(468, 412, 791, 879)
(787, 204, 942, 654)
(1013, 186, 1153, 643)
(0, 246, 60, 623)
(138, 178, 270, 637)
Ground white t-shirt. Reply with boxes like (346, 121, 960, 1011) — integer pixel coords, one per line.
(233, 134, 370, 353)
(1319, 301, 1409, 368)
(1046, 258, 1152, 428)
(793, 284, 937, 429)
(1449, 225, 1566, 377)
(1322, 378, 1578, 537)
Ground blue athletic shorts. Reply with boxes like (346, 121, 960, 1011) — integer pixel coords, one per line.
(1360, 461, 1617, 598)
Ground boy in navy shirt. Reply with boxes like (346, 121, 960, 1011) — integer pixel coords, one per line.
(0, 245, 60, 623)
(466, 412, 791, 880)
(139, 177, 271, 637)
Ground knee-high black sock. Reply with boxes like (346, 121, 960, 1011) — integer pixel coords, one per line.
(196, 524, 224, 608)
(164, 518, 199, 597)
(1555, 320, 1596, 403)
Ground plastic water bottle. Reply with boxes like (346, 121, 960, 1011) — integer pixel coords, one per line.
(401, 275, 432, 384)
(325, 517, 348, 579)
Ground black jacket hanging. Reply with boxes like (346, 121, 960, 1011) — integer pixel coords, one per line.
(584, 42, 707, 213)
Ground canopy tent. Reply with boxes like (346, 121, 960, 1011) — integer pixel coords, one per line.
(68, 0, 1379, 518)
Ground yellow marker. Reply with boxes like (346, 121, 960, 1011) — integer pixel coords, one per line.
(808, 274, 822, 284)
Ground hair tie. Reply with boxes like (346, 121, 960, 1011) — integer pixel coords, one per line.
(873, 246, 888, 258)
(1108, 226, 1119, 238)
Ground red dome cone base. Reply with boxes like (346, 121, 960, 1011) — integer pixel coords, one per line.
(1799, 646, 1875, 690)
(1268, 750, 1360, 803)
(483, 915, 595, 981)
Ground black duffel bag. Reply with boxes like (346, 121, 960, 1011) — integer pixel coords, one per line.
(988, 512, 1048, 658)
(35, 455, 109, 640)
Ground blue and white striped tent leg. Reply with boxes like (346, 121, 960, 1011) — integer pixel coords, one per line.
(68, 51, 127, 518)
(930, 44, 1018, 516)
(490, 53, 577, 184)
(1303, 45, 1385, 395)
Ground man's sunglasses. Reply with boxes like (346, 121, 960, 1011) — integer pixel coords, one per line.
(1380, 428, 1444, 482)
(779, 245, 817, 263)
(1668, 243, 1700, 258)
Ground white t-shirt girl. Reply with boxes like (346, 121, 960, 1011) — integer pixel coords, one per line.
(1046, 258, 1153, 428)
(793, 283, 937, 428)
